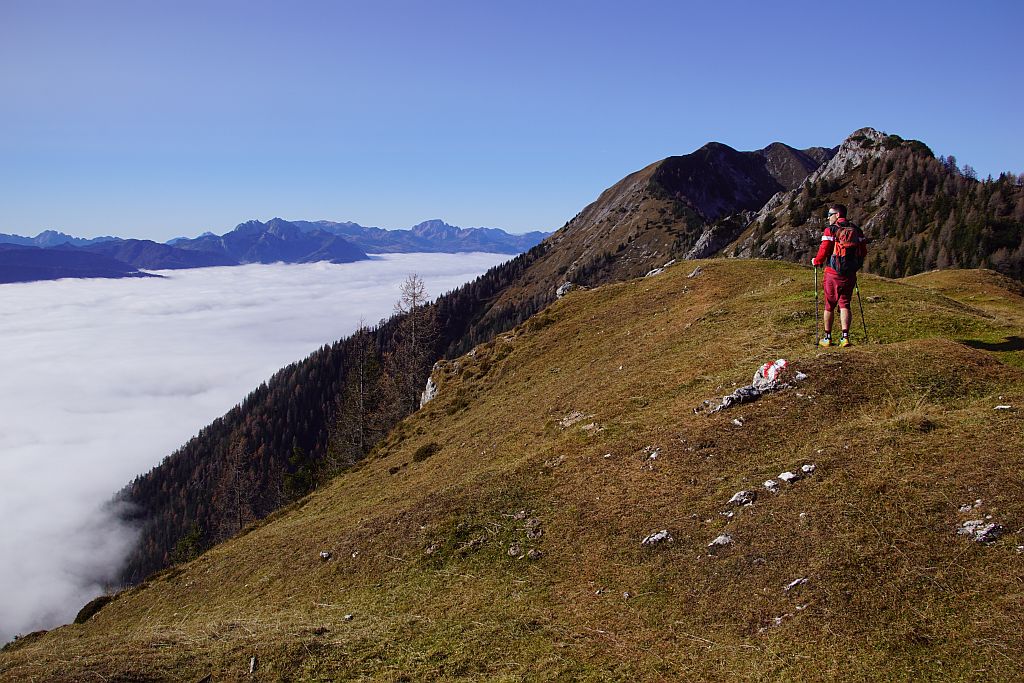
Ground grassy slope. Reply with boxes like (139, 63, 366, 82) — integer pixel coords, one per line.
(3, 261, 1023, 682)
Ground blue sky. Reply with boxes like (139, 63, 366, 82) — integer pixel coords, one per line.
(2, 1, 1021, 241)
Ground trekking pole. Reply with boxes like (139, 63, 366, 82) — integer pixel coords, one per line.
(855, 284, 868, 342)
(813, 266, 820, 346)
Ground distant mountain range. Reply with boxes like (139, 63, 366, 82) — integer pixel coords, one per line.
(0, 243, 157, 284)
(0, 219, 548, 284)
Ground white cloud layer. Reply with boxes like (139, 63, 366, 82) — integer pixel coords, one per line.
(0, 252, 509, 643)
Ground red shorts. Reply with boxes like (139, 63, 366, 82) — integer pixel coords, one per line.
(823, 270, 855, 309)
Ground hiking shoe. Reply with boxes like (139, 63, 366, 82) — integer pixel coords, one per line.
(839, 337, 851, 348)
(818, 336, 831, 347)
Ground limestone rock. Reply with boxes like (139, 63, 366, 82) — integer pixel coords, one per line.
(642, 529, 673, 546)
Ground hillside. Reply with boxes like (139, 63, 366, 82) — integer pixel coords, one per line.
(110, 126, 1024, 591)
(4, 260, 1023, 680)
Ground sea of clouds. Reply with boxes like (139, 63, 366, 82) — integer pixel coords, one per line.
(0, 252, 510, 643)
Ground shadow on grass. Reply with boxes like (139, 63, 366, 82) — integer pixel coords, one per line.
(963, 336, 1024, 352)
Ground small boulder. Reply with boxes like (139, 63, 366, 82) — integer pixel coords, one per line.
(708, 534, 733, 550)
(958, 520, 1007, 543)
(525, 518, 543, 539)
(801, 464, 816, 474)
(508, 543, 523, 557)
(728, 490, 757, 507)
(778, 471, 800, 483)
(784, 577, 808, 592)
(763, 480, 780, 493)
(319, 551, 332, 561)
(527, 549, 544, 561)
(642, 530, 674, 546)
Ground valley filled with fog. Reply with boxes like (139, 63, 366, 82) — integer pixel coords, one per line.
(0, 252, 509, 643)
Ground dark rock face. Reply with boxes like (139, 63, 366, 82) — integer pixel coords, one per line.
(0, 244, 157, 284)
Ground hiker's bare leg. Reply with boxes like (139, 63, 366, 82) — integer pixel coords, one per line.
(840, 307, 851, 333)
(823, 308, 834, 336)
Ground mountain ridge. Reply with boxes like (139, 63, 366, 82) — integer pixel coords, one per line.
(0, 219, 547, 283)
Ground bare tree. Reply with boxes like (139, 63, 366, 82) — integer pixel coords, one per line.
(214, 437, 256, 541)
(327, 320, 384, 472)
(389, 274, 438, 415)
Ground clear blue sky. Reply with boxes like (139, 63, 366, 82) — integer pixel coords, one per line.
(2, 0, 1021, 241)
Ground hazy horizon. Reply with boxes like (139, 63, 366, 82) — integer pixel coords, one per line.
(0, 252, 510, 643)
(0, 216, 545, 243)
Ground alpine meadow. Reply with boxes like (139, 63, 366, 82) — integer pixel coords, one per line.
(3, 2, 1023, 680)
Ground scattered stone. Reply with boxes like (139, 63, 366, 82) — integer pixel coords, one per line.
(513, 510, 528, 521)
(763, 480, 780, 493)
(721, 511, 735, 519)
(424, 543, 440, 556)
(544, 454, 566, 469)
(640, 446, 661, 460)
(623, 591, 633, 600)
(958, 520, 1007, 543)
(527, 549, 544, 561)
(642, 529, 674, 546)
(799, 512, 808, 522)
(959, 499, 983, 513)
(1017, 546, 1024, 554)
(801, 464, 816, 474)
(732, 417, 745, 427)
(319, 551, 332, 561)
(708, 534, 733, 550)
(595, 587, 606, 595)
(603, 453, 613, 459)
(508, 543, 523, 557)
(688, 266, 703, 278)
(556, 282, 575, 299)
(794, 371, 808, 381)
(784, 577, 808, 592)
(525, 518, 543, 539)
(559, 411, 589, 428)
(459, 535, 488, 555)
(645, 267, 665, 278)
(994, 405, 1012, 410)
(778, 471, 800, 483)
(351, 551, 360, 558)
(580, 422, 603, 433)
(728, 490, 757, 507)
(344, 614, 354, 622)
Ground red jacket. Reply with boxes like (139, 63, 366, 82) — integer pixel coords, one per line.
(813, 219, 867, 276)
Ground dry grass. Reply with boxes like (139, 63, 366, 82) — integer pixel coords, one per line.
(4, 259, 1024, 681)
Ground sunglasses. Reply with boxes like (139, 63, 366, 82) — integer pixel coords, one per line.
(827, 211, 838, 217)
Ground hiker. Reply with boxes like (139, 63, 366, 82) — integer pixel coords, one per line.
(812, 203, 867, 347)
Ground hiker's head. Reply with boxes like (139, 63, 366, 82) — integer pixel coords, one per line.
(827, 203, 847, 225)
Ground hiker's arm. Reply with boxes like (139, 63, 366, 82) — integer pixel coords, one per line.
(812, 228, 833, 266)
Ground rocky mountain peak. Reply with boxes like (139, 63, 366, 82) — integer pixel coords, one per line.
(806, 127, 887, 184)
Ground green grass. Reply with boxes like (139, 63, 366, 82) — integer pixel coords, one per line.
(3, 260, 1024, 681)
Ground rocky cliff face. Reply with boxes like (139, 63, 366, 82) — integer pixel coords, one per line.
(479, 140, 832, 327)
